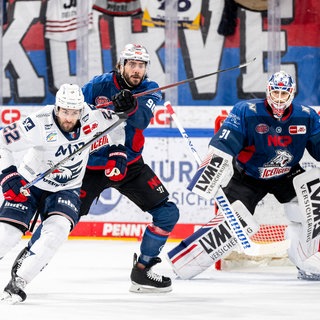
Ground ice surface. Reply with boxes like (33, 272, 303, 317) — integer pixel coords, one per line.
(0, 239, 318, 320)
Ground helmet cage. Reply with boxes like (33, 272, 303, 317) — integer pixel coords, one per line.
(266, 71, 296, 119)
(54, 84, 85, 119)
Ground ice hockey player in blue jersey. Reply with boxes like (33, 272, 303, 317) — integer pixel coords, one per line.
(191, 70, 320, 280)
(80, 44, 179, 292)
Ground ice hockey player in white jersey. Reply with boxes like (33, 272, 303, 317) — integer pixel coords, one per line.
(0, 83, 126, 303)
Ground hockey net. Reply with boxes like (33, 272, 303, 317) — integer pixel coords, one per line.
(214, 110, 319, 270)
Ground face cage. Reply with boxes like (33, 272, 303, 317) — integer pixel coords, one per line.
(267, 87, 294, 119)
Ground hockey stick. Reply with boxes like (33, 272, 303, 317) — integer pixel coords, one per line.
(20, 112, 128, 192)
(98, 58, 256, 108)
(164, 101, 290, 256)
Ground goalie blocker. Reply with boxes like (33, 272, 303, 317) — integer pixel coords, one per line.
(167, 201, 259, 280)
(187, 146, 233, 200)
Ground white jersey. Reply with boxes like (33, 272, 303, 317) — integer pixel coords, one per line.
(45, 0, 93, 42)
(0, 104, 125, 192)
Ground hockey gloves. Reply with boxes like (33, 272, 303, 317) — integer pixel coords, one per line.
(111, 89, 137, 115)
(0, 165, 30, 202)
(105, 145, 128, 181)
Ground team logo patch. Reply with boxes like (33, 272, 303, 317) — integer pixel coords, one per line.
(95, 96, 110, 107)
(289, 125, 306, 134)
(46, 132, 57, 142)
(259, 149, 293, 178)
(255, 123, 269, 134)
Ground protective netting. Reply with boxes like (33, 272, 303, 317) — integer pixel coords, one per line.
(251, 224, 286, 243)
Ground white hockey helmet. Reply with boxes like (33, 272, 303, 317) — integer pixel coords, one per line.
(266, 71, 296, 119)
(55, 84, 85, 118)
(119, 43, 150, 70)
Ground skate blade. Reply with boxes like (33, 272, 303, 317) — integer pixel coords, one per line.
(129, 282, 172, 293)
(0, 291, 23, 304)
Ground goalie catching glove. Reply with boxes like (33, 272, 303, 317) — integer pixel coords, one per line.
(0, 165, 30, 202)
(111, 89, 137, 115)
(105, 145, 128, 181)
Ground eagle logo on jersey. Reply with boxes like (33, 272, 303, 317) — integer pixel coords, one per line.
(44, 160, 83, 185)
(259, 150, 293, 178)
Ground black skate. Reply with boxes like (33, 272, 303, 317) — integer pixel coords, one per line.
(297, 268, 320, 281)
(0, 247, 29, 304)
(0, 276, 27, 304)
(130, 253, 172, 293)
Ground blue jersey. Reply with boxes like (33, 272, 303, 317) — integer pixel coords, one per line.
(210, 99, 320, 180)
(82, 71, 162, 168)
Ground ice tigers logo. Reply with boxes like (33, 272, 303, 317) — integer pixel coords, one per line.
(268, 149, 293, 167)
(259, 150, 293, 178)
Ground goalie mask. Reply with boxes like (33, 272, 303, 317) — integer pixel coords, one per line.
(266, 71, 296, 119)
(54, 84, 85, 119)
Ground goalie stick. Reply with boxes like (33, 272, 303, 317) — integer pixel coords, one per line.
(97, 58, 256, 108)
(164, 101, 290, 256)
(20, 112, 128, 193)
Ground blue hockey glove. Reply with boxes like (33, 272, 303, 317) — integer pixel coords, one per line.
(111, 89, 137, 114)
(0, 165, 30, 202)
(105, 145, 128, 181)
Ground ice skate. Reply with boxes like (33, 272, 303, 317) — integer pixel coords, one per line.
(0, 276, 27, 304)
(297, 268, 320, 281)
(130, 253, 172, 293)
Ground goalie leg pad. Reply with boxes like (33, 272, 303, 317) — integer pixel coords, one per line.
(293, 168, 320, 242)
(286, 222, 320, 275)
(286, 168, 320, 275)
(166, 201, 259, 279)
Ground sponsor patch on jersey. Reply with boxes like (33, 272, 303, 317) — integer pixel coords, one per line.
(255, 123, 269, 134)
(83, 121, 98, 135)
(95, 96, 110, 107)
(90, 135, 109, 152)
(224, 112, 240, 128)
(46, 132, 57, 142)
(45, 124, 53, 130)
(289, 125, 306, 134)
(22, 117, 35, 132)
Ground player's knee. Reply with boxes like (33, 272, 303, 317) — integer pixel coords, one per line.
(0, 222, 23, 257)
(149, 201, 180, 232)
(41, 215, 71, 250)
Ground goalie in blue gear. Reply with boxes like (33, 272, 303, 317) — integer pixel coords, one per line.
(173, 71, 320, 280)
